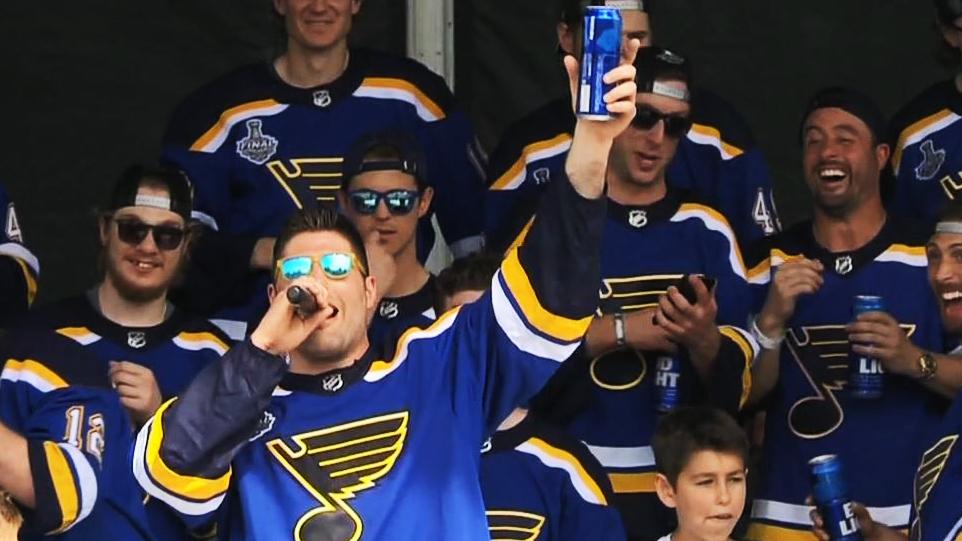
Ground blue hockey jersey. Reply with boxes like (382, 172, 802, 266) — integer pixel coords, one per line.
(485, 91, 779, 254)
(889, 80, 962, 228)
(480, 414, 627, 541)
(162, 48, 486, 340)
(531, 190, 758, 540)
(910, 389, 962, 541)
(22, 294, 229, 541)
(0, 329, 152, 540)
(0, 183, 38, 327)
(744, 220, 951, 541)
(132, 172, 606, 540)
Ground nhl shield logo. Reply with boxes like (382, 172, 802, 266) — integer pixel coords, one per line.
(628, 210, 648, 228)
(322, 373, 344, 393)
(915, 139, 946, 181)
(834, 255, 854, 275)
(313, 90, 332, 108)
(379, 301, 400, 319)
(235, 119, 278, 165)
(127, 331, 147, 349)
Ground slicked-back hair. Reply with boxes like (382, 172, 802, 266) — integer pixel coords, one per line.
(272, 208, 370, 279)
(652, 406, 749, 487)
(434, 252, 504, 312)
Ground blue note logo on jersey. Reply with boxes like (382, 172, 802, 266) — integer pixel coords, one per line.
(915, 140, 946, 182)
(486, 510, 546, 541)
(236, 119, 279, 165)
(265, 412, 409, 541)
(910, 434, 958, 541)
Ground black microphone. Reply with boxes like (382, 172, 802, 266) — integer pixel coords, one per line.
(287, 285, 317, 314)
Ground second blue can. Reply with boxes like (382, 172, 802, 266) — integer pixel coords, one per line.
(577, 6, 623, 120)
(849, 295, 885, 399)
(809, 455, 863, 541)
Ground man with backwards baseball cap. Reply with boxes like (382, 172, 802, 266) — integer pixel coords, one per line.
(532, 47, 758, 541)
(744, 88, 962, 541)
(1, 165, 230, 541)
(485, 0, 780, 254)
(889, 0, 962, 228)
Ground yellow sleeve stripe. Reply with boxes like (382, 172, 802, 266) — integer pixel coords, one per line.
(365, 309, 460, 381)
(189, 99, 288, 153)
(489, 133, 572, 191)
(55, 327, 102, 346)
(355, 77, 445, 121)
(719, 326, 756, 409)
(875, 244, 927, 267)
(687, 124, 745, 160)
(500, 248, 593, 343)
(747, 259, 771, 285)
(892, 108, 961, 174)
(504, 217, 535, 257)
(675, 204, 749, 278)
(43, 442, 79, 533)
(746, 522, 819, 541)
(2, 359, 68, 393)
(771, 248, 804, 266)
(11, 256, 36, 305)
(519, 438, 607, 505)
(607, 472, 656, 494)
(173, 332, 229, 356)
(144, 399, 232, 501)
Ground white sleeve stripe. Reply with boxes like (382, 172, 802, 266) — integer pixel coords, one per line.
(352, 87, 441, 122)
(942, 515, 962, 541)
(1, 366, 57, 394)
(57, 443, 97, 528)
(197, 104, 289, 153)
(670, 210, 747, 279)
(751, 499, 910, 527)
(491, 275, 580, 361)
(0, 242, 39, 274)
(131, 419, 225, 516)
(172, 336, 228, 356)
(516, 440, 605, 505)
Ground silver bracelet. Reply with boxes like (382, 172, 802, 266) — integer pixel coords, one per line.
(750, 315, 784, 350)
(613, 312, 627, 347)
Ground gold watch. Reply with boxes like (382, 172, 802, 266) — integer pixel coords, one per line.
(917, 352, 938, 380)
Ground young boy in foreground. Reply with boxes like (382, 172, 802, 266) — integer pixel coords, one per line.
(652, 407, 749, 541)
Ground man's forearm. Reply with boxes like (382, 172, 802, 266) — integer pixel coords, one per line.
(565, 126, 612, 200)
(0, 422, 34, 508)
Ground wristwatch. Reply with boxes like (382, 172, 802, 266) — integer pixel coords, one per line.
(917, 352, 938, 380)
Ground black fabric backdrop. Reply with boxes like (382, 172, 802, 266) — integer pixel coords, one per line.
(0, 1, 949, 302)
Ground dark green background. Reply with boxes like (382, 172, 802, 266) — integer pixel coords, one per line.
(0, 1, 950, 303)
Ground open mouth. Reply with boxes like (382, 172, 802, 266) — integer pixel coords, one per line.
(129, 258, 160, 271)
(941, 290, 962, 307)
(818, 166, 847, 184)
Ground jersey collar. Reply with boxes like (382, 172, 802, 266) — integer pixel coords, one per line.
(279, 346, 377, 395)
(801, 218, 894, 277)
(606, 188, 684, 230)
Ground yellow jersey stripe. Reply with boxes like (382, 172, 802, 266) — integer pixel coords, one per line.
(687, 124, 745, 160)
(44, 442, 79, 533)
(504, 217, 535, 256)
(608, 472, 656, 493)
(523, 437, 607, 505)
(501, 249, 593, 343)
(190, 99, 286, 152)
(173, 332, 229, 355)
(366, 309, 459, 379)
(356, 77, 445, 120)
(2, 359, 68, 392)
(55, 327, 101, 346)
(12, 256, 37, 305)
(490, 133, 572, 191)
(145, 399, 232, 501)
(719, 326, 755, 409)
(675, 203, 748, 277)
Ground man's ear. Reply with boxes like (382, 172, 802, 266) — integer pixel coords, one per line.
(654, 473, 678, 509)
(364, 275, 378, 309)
(417, 187, 434, 219)
(267, 283, 278, 303)
(875, 142, 891, 172)
(557, 22, 576, 55)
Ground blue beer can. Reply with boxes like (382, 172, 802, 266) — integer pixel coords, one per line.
(653, 354, 681, 413)
(576, 6, 623, 120)
(809, 455, 863, 541)
(849, 295, 885, 399)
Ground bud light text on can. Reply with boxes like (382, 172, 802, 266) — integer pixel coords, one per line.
(654, 355, 681, 413)
(849, 295, 885, 399)
(577, 6, 623, 120)
(809, 455, 863, 541)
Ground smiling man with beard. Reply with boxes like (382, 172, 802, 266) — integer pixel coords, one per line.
(743, 88, 962, 541)
(9, 165, 231, 541)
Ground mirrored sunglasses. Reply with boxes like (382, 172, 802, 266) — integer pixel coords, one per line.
(348, 189, 420, 216)
(276, 252, 368, 281)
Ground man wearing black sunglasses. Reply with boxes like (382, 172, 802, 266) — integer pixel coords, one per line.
(337, 132, 439, 343)
(531, 47, 758, 541)
(1, 165, 231, 541)
(485, 0, 779, 254)
(132, 40, 642, 541)
(0, 182, 38, 328)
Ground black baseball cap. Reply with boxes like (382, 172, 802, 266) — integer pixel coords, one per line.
(635, 46, 692, 101)
(936, 0, 962, 26)
(106, 164, 193, 221)
(799, 87, 887, 145)
(340, 132, 428, 190)
(561, 0, 649, 24)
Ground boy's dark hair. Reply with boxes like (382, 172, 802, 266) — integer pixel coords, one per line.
(272, 208, 370, 277)
(651, 406, 748, 486)
(434, 252, 503, 313)
(936, 200, 962, 224)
